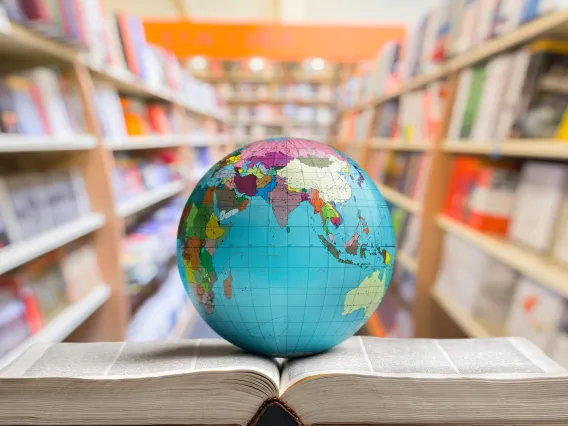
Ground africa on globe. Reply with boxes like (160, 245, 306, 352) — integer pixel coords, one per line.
(177, 137, 395, 357)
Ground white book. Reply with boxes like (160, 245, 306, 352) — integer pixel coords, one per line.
(473, 0, 500, 47)
(552, 191, 568, 266)
(0, 177, 22, 244)
(471, 54, 514, 141)
(495, 0, 526, 35)
(494, 48, 532, 142)
(509, 162, 568, 253)
(455, 0, 481, 53)
(506, 276, 565, 351)
(26, 68, 74, 137)
(1, 337, 567, 425)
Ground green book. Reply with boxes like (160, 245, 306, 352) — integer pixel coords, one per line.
(459, 64, 486, 139)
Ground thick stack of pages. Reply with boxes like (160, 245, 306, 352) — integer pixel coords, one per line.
(0, 336, 567, 425)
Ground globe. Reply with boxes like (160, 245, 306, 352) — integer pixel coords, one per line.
(177, 137, 395, 357)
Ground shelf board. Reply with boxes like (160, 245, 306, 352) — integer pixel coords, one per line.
(194, 72, 336, 85)
(227, 96, 334, 106)
(397, 251, 418, 272)
(0, 134, 97, 153)
(0, 21, 80, 64)
(437, 215, 568, 299)
(370, 138, 432, 152)
(444, 140, 568, 159)
(0, 284, 111, 369)
(431, 288, 506, 338)
(105, 135, 188, 150)
(376, 183, 422, 214)
(116, 180, 185, 218)
(0, 213, 105, 275)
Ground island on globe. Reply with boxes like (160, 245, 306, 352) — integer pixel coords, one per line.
(177, 137, 395, 357)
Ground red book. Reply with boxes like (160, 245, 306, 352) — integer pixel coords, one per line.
(443, 156, 481, 222)
(147, 104, 171, 135)
(27, 81, 52, 135)
(19, 0, 49, 24)
(116, 12, 139, 75)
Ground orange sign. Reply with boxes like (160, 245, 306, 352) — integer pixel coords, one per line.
(143, 20, 406, 62)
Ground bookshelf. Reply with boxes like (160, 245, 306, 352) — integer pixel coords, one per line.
(0, 5, 234, 362)
(331, 5, 568, 354)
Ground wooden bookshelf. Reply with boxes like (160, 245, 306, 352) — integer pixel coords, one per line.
(0, 18, 235, 352)
(437, 215, 568, 299)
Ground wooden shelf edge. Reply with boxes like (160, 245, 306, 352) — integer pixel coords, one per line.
(116, 180, 185, 218)
(437, 215, 568, 299)
(0, 284, 111, 369)
(0, 135, 97, 153)
(431, 288, 501, 338)
(370, 138, 432, 152)
(105, 135, 188, 150)
(444, 140, 568, 159)
(0, 213, 105, 275)
(397, 251, 418, 272)
(376, 183, 422, 214)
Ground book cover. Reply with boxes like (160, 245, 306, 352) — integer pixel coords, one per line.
(0, 79, 19, 134)
(3, 174, 41, 240)
(116, 12, 139, 76)
(509, 161, 568, 253)
(26, 68, 73, 136)
(459, 64, 486, 138)
(443, 156, 481, 222)
(121, 97, 149, 136)
(447, 68, 473, 140)
(58, 0, 81, 43)
(4, 75, 44, 135)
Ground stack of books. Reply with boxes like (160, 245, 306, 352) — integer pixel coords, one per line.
(0, 68, 87, 137)
(0, 169, 90, 244)
(112, 151, 182, 202)
(0, 241, 101, 359)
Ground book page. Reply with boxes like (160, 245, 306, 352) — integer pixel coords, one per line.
(0, 339, 280, 386)
(281, 336, 568, 391)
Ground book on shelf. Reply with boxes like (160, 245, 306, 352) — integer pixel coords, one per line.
(436, 233, 518, 326)
(1, 337, 567, 425)
(508, 161, 568, 253)
(506, 276, 567, 352)
(552, 189, 568, 265)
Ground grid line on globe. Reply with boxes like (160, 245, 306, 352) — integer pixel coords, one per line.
(177, 137, 395, 357)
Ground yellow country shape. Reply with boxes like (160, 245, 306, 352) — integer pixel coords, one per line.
(206, 213, 225, 240)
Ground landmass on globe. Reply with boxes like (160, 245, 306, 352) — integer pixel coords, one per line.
(177, 137, 395, 357)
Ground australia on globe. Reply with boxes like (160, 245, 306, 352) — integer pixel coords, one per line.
(177, 137, 395, 357)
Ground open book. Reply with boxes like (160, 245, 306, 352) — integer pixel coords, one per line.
(1, 336, 568, 425)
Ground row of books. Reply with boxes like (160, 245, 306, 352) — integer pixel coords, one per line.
(233, 105, 333, 125)
(0, 68, 86, 136)
(377, 263, 416, 338)
(217, 83, 335, 101)
(94, 84, 185, 138)
(112, 151, 182, 204)
(337, 0, 567, 109)
(0, 241, 102, 358)
(124, 197, 188, 340)
(2, 1, 228, 120)
(448, 38, 568, 142)
(0, 168, 90, 246)
(373, 152, 431, 203)
(445, 156, 568, 264)
(436, 232, 568, 368)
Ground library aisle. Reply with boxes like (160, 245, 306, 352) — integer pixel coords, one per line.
(1, 0, 568, 372)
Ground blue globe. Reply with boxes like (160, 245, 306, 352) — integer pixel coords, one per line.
(177, 137, 395, 357)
